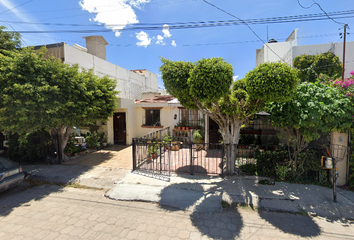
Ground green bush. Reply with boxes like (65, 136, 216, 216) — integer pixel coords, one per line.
(64, 134, 86, 155)
(239, 163, 257, 175)
(6, 129, 54, 164)
(255, 148, 287, 177)
(85, 132, 105, 149)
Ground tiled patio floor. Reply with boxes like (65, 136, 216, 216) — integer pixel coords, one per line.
(64, 145, 132, 169)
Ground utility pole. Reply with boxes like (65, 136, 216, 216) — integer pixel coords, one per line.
(342, 23, 348, 80)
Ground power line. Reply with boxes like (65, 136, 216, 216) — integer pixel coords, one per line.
(202, 0, 285, 62)
(1, 9, 354, 27)
(297, 0, 346, 26)
(23, 25, 349, 49)
(6, 9, 354, 34)
(0, 0, 34, 15)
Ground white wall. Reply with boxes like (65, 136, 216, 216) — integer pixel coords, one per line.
(63, 44, 159, 100)
(294, 42, 354, 78)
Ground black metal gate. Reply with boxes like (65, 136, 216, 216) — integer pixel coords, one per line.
(132, 138, 224, 181)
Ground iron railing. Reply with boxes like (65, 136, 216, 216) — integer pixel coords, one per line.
(140, 127, 171, 141)
(132, 139, 224, 179)
(132, 138, 331, 184)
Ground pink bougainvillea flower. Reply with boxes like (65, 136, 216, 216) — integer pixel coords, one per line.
(350, 70, 354, 75)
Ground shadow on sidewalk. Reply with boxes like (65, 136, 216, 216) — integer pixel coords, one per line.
(158, 175, 321, 239)
(0, 147, 126, 217)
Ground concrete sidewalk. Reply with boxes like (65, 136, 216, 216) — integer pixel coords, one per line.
(23, 165, 130, 190)
(106, 172, 354, 219)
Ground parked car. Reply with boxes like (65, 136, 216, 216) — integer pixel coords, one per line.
(0, 157, 25, 193)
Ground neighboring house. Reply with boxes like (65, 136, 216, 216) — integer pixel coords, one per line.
(134, 95, 203, 140)
(256, 30, 350, 186)
(35, 36, 159, 145)
(256, 28, 354, 78)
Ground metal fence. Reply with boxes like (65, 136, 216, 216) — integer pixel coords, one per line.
(132, 138, 331, 183)
(140, 127, 171, 141)
(132, 139, 224, 180)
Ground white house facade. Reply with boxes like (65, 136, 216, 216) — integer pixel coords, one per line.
(35, 36, 159, 145)
(256, 28, 354, 78)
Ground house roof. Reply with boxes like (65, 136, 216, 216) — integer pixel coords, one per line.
(135, 95, 175, 104)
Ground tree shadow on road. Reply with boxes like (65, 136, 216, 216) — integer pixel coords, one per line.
(0, 148, 127, 217)
(158, 174, 322, 239)
(158, 178, 244, 239)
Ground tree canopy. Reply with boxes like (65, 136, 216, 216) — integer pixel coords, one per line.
(267, 82, 354, 171)
(0, 47, 118, 162)
(0, 26, 21, 51)
(293, 52, 342, 83)
(160, 57, 299, 174)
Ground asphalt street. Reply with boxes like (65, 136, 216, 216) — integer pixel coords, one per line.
(0, 185, 354, 239)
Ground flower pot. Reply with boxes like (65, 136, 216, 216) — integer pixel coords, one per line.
(182, 127, 186, 130)
(178, 127, 181, 130)
(170, 141, 180, 151)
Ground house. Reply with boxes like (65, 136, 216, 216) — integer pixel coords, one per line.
(34, 36, 159, 145)
(256, 29, 351, 186)
(134, 95, 204, 141)
(256, 28, 354, 78)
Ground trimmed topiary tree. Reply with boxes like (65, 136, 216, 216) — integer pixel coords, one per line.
(160, 58, 299, 174)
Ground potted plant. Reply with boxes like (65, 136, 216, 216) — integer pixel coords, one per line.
(163, 134, 172, 150)
(147, 144, 159, 161)
(193, 130, 204, 151)
(170, 138, 181, 151)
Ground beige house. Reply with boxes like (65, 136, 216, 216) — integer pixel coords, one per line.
(35, 36, 159, 146)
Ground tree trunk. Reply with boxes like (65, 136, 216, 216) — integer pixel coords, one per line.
(219, 119, 242, 175)
(51, 125, 72, 164)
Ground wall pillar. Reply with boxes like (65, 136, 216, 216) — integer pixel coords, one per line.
(330, 132, 348, 186)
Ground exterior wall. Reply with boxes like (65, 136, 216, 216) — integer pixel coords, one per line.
(83, 36, 107, 61)
(256, 29, 354, 78)
(134, 106, 172, 138)
(294, 42, 354, 78)
(330, 132, 348, 186)
(256, 29, 298, 66)
(63, 43, 159, 145)
(63, 44, 158, 100)
(103, 98, 136, 145)
(169, 107, 180, 131)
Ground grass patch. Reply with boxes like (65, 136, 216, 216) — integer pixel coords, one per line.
(221, 200, 229, 208)
(25, 179, 104, 191)
(298, 208, 309, 217)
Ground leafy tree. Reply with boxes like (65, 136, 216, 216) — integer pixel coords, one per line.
(267, 82, 353, 175)
(0, 47, 118, 163)
(293, 52, 342, 83)
(0, 26, 21, 51)
(160, 58, 299, 174)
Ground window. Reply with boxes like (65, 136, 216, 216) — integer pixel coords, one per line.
(179, 109, 199, 127)
(145, 109, 160, 126)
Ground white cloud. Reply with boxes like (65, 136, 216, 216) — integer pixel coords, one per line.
(156, 35, 165, 45)
(233, 75, 239, 81)
(162, 24, 172, 38)
(80, 0, 151, 37)
(136, 31, 151, 48)
(171, 40, 177, 47)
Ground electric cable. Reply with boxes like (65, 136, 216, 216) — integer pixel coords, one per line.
(202, 0, 285, 62)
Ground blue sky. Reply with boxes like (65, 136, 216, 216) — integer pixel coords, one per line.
(0, 0, 354, 88)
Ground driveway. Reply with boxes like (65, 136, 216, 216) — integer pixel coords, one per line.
(64, 145, 132, 169)
(23, 145, 133, 190)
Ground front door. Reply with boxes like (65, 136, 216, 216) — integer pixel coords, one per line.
(209, 117, 222, 143)
(113, 112, 126, 145)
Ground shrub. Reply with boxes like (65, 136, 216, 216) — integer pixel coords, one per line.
(85, 131, 105, 149)
(6, 129, 54, 164)
(239, 163, 257, 175)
